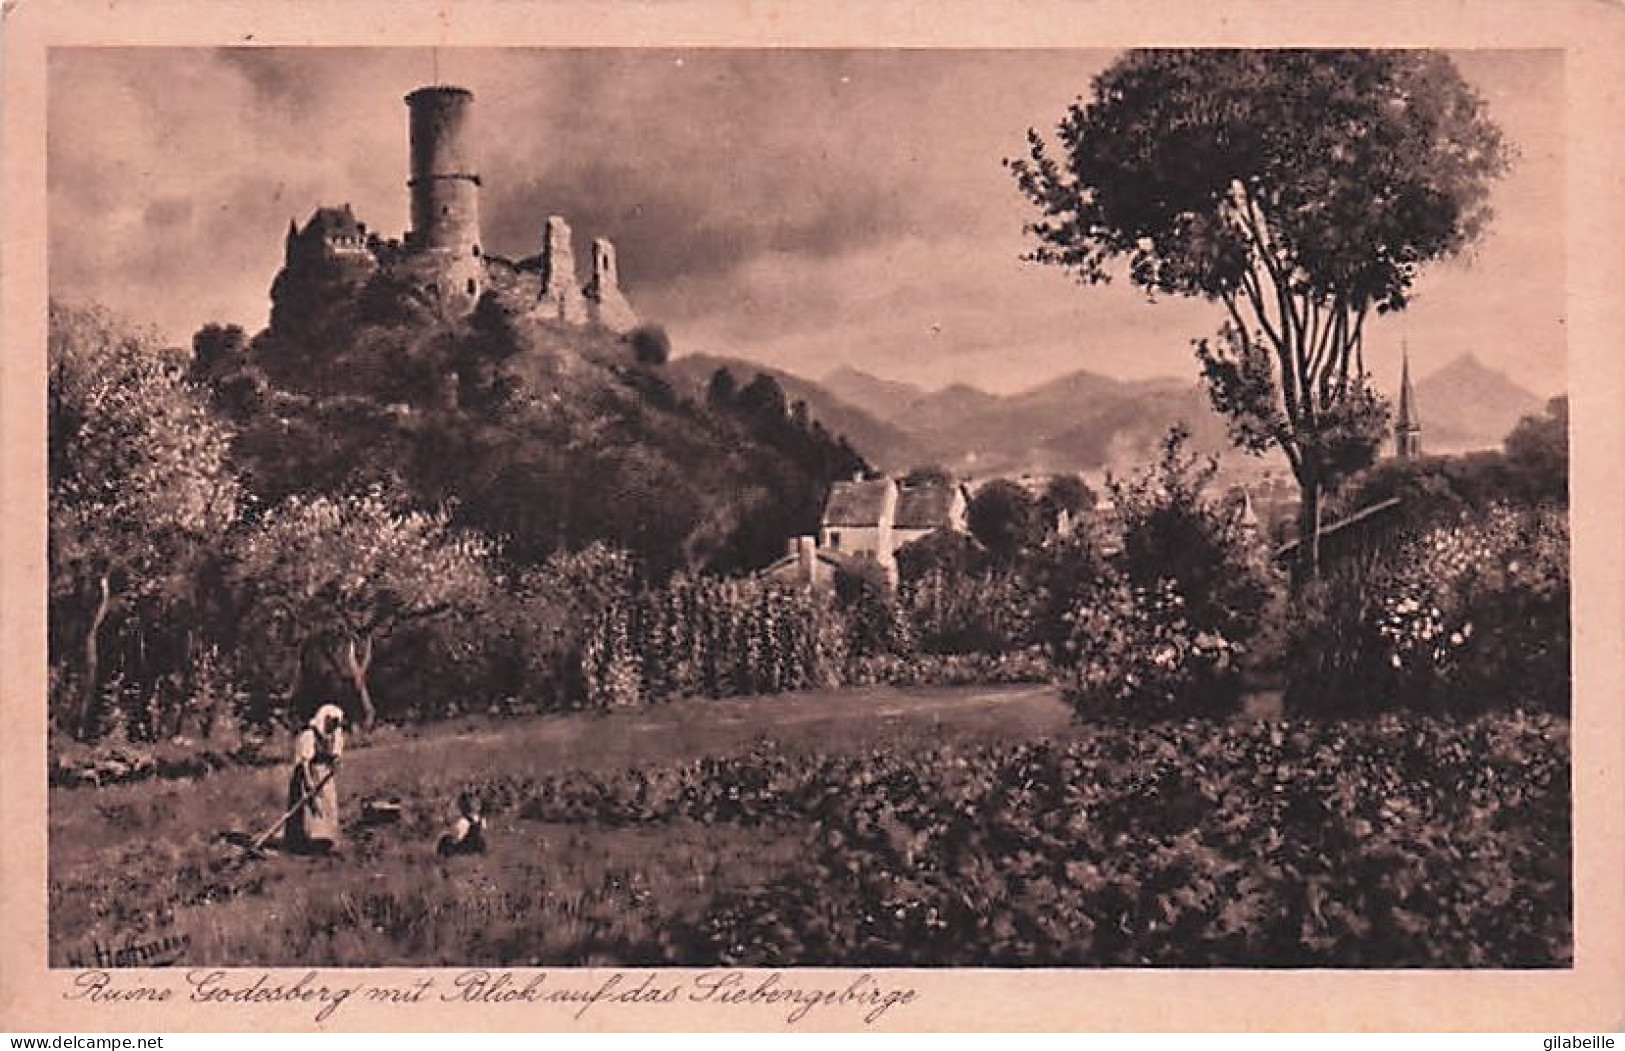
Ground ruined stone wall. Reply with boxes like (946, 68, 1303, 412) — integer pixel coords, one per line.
(532, 216, 588, 324)
(586, 237, 638, 332)
(272, 87, 646, 339)
(389, 249, 483, 318)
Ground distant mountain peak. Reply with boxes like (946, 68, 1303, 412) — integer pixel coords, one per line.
(1413, 353, 1540, 453)
(1430, 351, 1494, 376)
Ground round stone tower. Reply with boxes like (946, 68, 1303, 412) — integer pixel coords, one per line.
(406, 86, 481, 256)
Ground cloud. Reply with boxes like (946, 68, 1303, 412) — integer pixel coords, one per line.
(47, 47, 1564, 401)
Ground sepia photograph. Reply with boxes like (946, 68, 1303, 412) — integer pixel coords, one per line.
(38, 42, 1576, 972)
(4, 2, 1622, 1032)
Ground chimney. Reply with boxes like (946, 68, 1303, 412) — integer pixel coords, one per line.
(797, 536, 816, 586)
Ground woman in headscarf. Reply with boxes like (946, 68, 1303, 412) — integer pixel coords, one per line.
(285, 703, 346, 854)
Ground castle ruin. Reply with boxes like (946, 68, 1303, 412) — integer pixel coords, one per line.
(278, 85, 637, 331)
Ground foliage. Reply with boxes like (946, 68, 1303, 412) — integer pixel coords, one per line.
(50, 686, 1567, 970)
(48, 301, 242, 740)
(627, 324, 673, 366)
(660, 713, 1570, 967)
(1062, 428, 1279, 719)
(1040, 473, 1096, 531)
(1502, 395, 1568, 505)
(1330, 397, 1569, 537)
(209, 287, 866, 578)
(1028, 527, 1115, 662)
(1288, 505, 1569, 716)
(706, 367, 738, 406)
(895, 528, 982, 584)
(581, 573, 848, 706)
(844, 649, 1055, 689)
(1010, 49, 1511, 569)
(834, 558, 914, 660)
(966, 479, 1044, 562)
(232, 488, 495, 727)
(899, 567, 1038, 655)
(1065, 579, 1249, 718)
(508, 543, 640, 710)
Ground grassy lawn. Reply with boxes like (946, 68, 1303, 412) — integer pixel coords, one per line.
(49, 683, 1070, 967)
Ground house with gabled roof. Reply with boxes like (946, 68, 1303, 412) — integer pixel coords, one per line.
(815, 474, 969, 585)
(820, 476, 898, 573)
(892, 480, 970, 549)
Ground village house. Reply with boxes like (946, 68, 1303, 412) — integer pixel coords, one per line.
(758, 474, 971, 589)
(809, 475, 970, 586)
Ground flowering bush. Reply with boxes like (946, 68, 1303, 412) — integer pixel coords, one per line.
(1066, 578, 1248, 718)
(1061, 428, 1280, 720)
(1289, 505, 1569, 715)
(1376, 506, 1568, 709)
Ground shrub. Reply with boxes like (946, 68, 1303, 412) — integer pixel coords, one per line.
(1288, 505, 1570, 716)
(627, 324, 673, 366)
(1062, 428, 1280, 720)
(1029, 528, 1114, 662)
(899, 567, 1038, 655)
(515, 543, 641, 710)
(1065, 577, 1248, 718)
(834, 558, 913, 660)
(845, 648, 1054, 688)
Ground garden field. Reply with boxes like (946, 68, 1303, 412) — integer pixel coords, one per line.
(49, 684, 1571, 969)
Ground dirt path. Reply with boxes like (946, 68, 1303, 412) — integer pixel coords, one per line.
(348, 682, 1068, 768)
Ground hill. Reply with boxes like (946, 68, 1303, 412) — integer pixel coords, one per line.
(821, 365, 928, 420)
(668, 354, 927, 469)
(1413, 353, 1542, 453)
(196, 281, 870, 575)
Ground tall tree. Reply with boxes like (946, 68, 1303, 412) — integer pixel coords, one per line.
(1010, 49, 1509, 572)
(48, 301, 241, 738)
(967, 479, 1044, 563)
(233, 488, 494, 729)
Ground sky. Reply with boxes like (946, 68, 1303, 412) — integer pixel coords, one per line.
(47, 47, 1566, 399)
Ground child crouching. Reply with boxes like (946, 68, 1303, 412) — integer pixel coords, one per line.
(437, 791, 488, 857)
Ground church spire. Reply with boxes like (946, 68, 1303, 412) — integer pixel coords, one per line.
(1396, 342, 1422, 458)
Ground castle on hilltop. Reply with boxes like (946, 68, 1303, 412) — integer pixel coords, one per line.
(279, 85, 637, 331)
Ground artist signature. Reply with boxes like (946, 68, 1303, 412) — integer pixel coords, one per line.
(64, 933, 190, 969)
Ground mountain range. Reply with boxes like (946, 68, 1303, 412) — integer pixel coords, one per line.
(670, 352, 1547, 480)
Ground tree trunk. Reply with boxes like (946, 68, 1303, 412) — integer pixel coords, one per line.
(343, 634, 377, 730)
(1295, 478, 1323, 586)
(174, 627, 197, 739)
(77, 572, 113, 740)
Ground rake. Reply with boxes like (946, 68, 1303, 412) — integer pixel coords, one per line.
(236, 765, 339, 860)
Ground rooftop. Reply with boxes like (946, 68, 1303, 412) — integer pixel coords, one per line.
(822, 478, 893, 527)
(894, 483, 961, 530)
